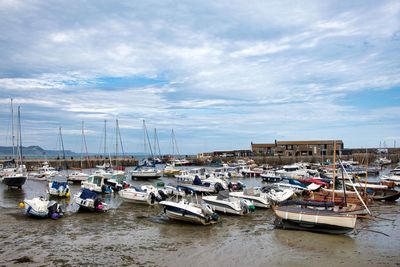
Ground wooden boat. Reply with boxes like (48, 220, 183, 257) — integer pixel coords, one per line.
(368, 188, 400, 202)
(274, 201, 357, 234)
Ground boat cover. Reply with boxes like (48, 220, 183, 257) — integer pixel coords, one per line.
(51, 181, 68, 189)
(193, 176, 203, 186)
(216, 190, 229, 200)
(80, 189, 98, 200)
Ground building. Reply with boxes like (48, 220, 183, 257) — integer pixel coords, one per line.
(198, 149, 253, 158)
(251, 140, 343, 157)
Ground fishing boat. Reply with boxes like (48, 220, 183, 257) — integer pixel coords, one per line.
(23, 196, 63, 219)
(274, 201, 357, 234)
(368, 189, 400, 202)
(74, 189, 108, 212)
(48, 180, 70, 197)
(202, 190, 255, 215)
(119, 185, 167, 205)
(159, 196, 219, 225)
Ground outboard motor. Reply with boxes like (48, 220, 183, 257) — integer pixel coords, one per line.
(149, 192, 156, 204)
(47, 201, 62, 219)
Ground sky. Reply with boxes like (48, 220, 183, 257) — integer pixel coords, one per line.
(0, 0, 399, 154)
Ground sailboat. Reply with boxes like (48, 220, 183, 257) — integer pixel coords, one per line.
(68, 121, 89, 184)
(130, 120, 161, 179)
(273, 141, 359, 234)
(169, 129, 191, 166)
(2, 105, 27, 188)
(48, 127, 71, 197)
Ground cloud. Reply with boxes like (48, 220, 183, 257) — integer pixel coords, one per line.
(0, 0, 399, 153)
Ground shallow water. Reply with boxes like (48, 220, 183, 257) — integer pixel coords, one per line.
(0, 173, 399, 267)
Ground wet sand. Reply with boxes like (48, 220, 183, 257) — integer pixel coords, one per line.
(0, 177, 399, 267)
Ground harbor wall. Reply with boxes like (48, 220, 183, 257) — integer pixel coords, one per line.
(0, 157, 138, 171)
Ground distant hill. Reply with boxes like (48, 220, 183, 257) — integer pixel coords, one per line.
(0, 146, 78, 157)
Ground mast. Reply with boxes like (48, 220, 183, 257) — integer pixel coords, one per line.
(80, 121, 89, 169)
(154, 128, 161, 158)
(115, 119, 119, 167)
(104, 120, 107, 160)
(10, 98, 16, 160)
(17, 106, 23, 167)
(171, 129, 180, 157)
(332, 141, 336, 202)
(143, 120, 153, 158)
(339, 159, 371, 215)
(341, 164, 347, 205)
(59, 127, 67, 173)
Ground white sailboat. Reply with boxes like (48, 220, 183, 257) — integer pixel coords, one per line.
(2, 105, 27, 188)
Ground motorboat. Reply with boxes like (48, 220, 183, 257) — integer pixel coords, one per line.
(275, 178, 320, 193)
(275, 164, 310, 179)
(67, 171, 89, 184)
(229, 187, 271, 209)
(81, 175, 114, 194)
(177, 176, 227, 194)
(48, 181, 70, 197)
(130, 165, 162, 180)
(159, 197, 219, 225)
(163, 164, 181, 177)
(23, 196, 63, 219)
(261, 185, 295, 203)
(30, 162, 59, 179)
(74, 189, 108, 212)
(119, 185, 167, 205)
(202, 190, 255, 215)
(176, 168, 208, 183)
(260, 170, 283, 183)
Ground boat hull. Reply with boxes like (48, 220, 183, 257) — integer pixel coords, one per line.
(274, 217, 355, 234)
(202, 199, 245, 215)
(274, 207, 356, 234)
(163, 206, 214, 225)
(131, 173, 162, 179)
(2, 176, 27, 187)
